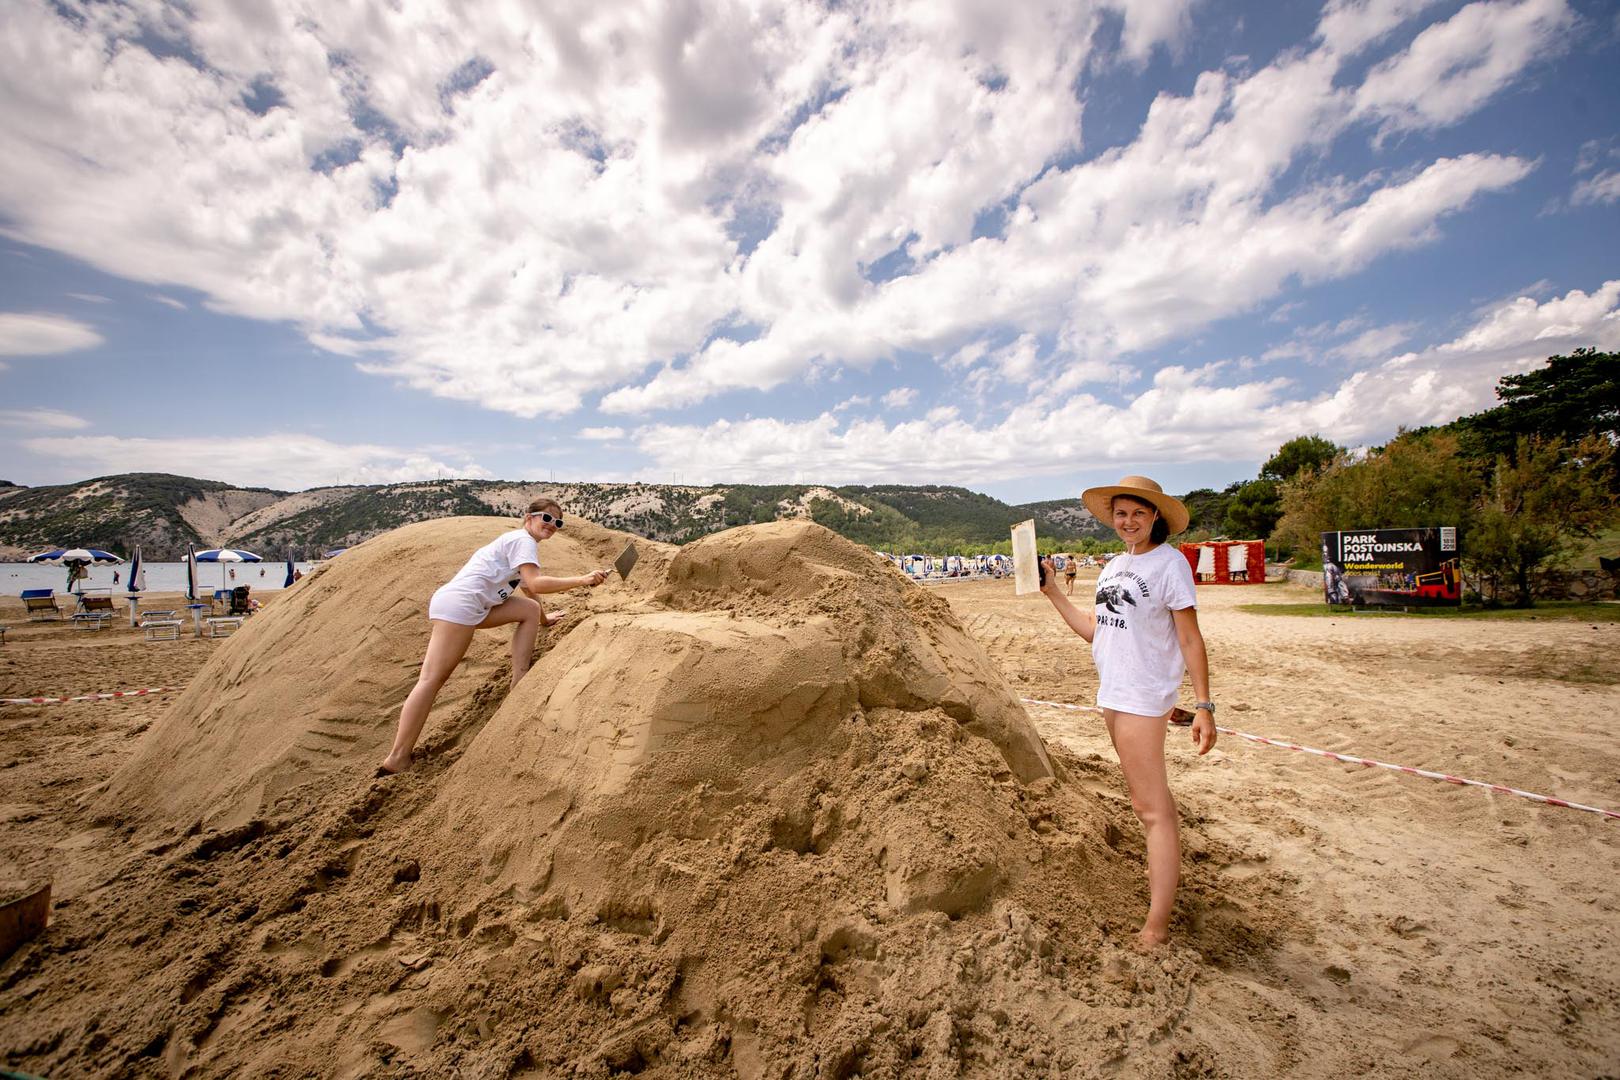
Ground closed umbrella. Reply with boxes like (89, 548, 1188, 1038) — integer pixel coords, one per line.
(185, 545, 198, 602)
(284, 550, 296, 588)
(127, 546, 146, 593)
(195, 548, 263, 592)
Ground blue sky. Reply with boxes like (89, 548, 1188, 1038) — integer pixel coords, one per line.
(0, 0, 1616, 504)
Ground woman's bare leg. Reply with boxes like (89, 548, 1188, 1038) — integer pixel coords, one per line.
(1103, 708, 1180, 947)
(482, 594, 541, 685)
(379, 620, 477, 774)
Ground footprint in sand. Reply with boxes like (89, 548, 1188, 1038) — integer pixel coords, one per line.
(1402, 1034, 1459, 1060)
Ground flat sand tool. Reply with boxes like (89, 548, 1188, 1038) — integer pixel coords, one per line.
(613, 541, 639, 581)
(0, 882, 50, 962)
(1011, 519, 1040, 595)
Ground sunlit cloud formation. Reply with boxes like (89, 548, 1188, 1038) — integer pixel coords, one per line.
(0, 0, 1603, 490)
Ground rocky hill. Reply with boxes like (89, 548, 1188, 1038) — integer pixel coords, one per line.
(0, 473, 1114, 560)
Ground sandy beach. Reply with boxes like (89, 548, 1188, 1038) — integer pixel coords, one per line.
(1, 522, 1616, 1078)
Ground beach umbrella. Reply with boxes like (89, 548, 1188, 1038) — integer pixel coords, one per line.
(284, 550, 296, 588)
(26, 547, 122, 564)
(321, 548, 347, 559)
(195, 548, 263, 591)
(27, 547, 123, 593)
(127, 546, 146, 593)
(185, 545, 198, 602)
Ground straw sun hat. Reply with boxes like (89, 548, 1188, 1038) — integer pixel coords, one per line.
(1080, 475, 1190, 535)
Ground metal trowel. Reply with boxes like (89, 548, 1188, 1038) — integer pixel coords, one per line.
(613, 541, 639, 581)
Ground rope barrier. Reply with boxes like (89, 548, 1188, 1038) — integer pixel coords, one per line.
(0, 687, 183, 706)
(1020, 696, 1620, 821)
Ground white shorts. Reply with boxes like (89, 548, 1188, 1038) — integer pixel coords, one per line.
(428, 584, 490, 627)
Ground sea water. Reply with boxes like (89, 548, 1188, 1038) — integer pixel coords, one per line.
(2, 562, 319, 596)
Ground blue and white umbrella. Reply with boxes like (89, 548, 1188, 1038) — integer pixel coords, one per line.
(27, 547, 123, 592)
(195, 547, 263, 591)
(26, 547, 123, 564)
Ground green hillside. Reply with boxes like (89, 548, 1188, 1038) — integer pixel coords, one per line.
(0, 474, 1128, 559)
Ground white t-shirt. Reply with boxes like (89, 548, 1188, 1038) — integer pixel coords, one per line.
(442, 528, 540, 610)
(1091, 544, 1197, 716)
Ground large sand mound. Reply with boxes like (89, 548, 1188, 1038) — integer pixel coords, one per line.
(14, 518, 1217, 1077)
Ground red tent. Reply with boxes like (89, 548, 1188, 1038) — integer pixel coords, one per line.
(1178, 540, 1266, 584)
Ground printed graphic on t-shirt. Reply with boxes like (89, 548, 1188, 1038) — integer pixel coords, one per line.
(1096, 566, 1152, 628)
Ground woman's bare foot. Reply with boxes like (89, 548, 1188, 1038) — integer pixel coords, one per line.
(376, 752, 412, 776)
(1134, 925, 1170, 950)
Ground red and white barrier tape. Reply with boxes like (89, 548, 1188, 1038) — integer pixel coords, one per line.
(0, 686, 183, 706)
(1020, 696, 1620, 821)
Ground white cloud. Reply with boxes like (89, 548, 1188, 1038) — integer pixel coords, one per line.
(0, 408, 90, 430)
(628, 280, 1620, 484)
(149, 294, 186, 311)
(67, 292, 110, 303)
(578, 426, 625, 441)
(19, 433, 493, 490)
(1316, 0, 1443, 57)
(1572, 171, 1620, 207)
(1575, 137, 1619, 175)
(881, 386, 917, 409)
(1354, 0, 1573, 137)
(0, 0, 1576, 425)
(604, 14, 1545, 411)
(308, 331, 388, 358)
(1100, 0, 1199, 63)
(0, 312, 103, 355)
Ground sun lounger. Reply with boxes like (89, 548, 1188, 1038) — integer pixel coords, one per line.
(137, 609, 178, 626)
(206, 616, 245, 638)
(70, 594, 117, 630)
(143, 619, 184, 642)
(22, 590, 60, 621)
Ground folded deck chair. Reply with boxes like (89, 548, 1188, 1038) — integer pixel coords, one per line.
(72, 594, 116, 630)
(21, 589, 61, 621)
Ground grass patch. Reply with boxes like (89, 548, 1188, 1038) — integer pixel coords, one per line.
(1559, 528, 1620, 570)
(1237, 600, 1620, 621)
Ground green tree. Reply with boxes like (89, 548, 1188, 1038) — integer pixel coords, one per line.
(1261, 434, 1341, 482)
(1468, 435, 1617, 607)
(1455, 349, 1620, 459)
(1181, 486, 1237, 534)
(1222, 478, 1281, 539)
(1272, 430, 1479, 557)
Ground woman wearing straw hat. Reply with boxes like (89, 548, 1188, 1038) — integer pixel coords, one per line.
(1039, 475, 1216, 947)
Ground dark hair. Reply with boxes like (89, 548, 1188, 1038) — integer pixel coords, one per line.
(526, 496, 562, 517)
(1111, 494, 1170, 543)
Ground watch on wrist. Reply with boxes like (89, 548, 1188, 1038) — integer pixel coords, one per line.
(1194, 701, 1215, 713)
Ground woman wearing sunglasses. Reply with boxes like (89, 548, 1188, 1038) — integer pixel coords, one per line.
(378, 497, 609, 775)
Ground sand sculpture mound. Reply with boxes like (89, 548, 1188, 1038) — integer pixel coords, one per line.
(14, 518, 1206, 1077)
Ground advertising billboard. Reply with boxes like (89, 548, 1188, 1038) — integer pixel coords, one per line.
(1321, 527, 1460, 608)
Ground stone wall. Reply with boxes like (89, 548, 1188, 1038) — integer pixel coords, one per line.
(1526, 569, 1619, 601)
(1285, 569, 1324, 590)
